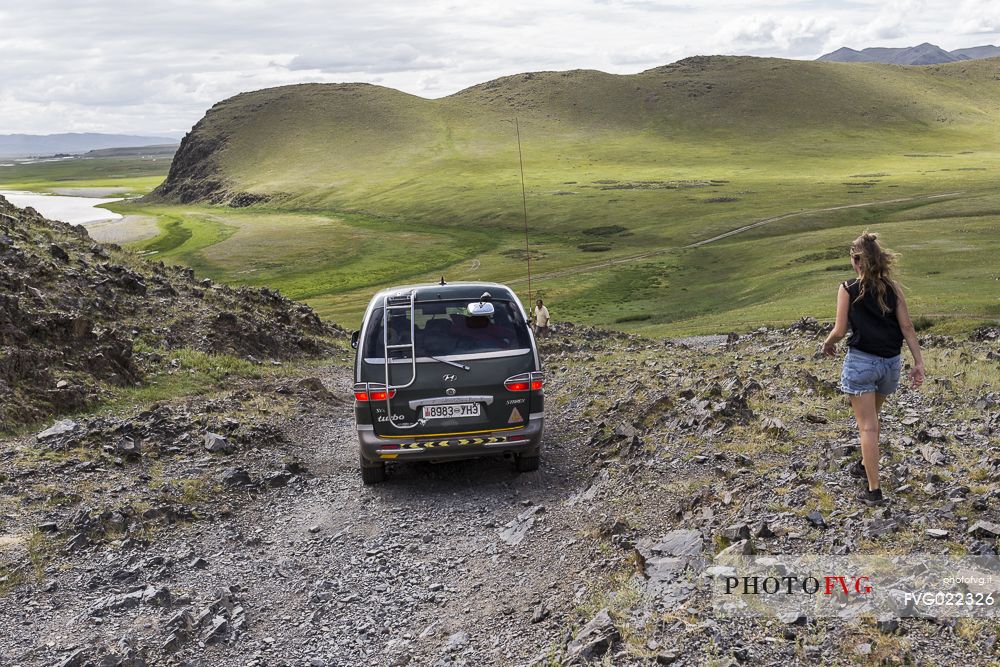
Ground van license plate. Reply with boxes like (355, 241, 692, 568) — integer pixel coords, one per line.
(422, 403, 481, 419)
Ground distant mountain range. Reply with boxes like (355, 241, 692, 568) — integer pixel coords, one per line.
(0, 133, 180, 158)
(818, 42, 1000, 65)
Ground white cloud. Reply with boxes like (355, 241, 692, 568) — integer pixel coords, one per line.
(859, 0, 924, 41)
(288, 44, 450, 74)
(0, 0, 990, 134)
(951, 0, 1000, 34)
(719, 15, 836, 54)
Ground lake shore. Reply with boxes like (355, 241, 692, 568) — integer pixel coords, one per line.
(0, 189, 122, 225)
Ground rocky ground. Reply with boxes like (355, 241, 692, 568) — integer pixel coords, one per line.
(2, 196, 999, 665)
(2, 319, 998, 666)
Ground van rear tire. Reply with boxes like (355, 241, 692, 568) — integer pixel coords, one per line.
(360, 459, 386, 485)
(515, 454, 540, 472)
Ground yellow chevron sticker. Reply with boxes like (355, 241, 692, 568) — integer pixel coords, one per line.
(394, 436, 513, 450)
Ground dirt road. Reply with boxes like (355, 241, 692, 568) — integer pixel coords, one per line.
(506, 191, 962, 286)
(0, 364, 600, 666)
(4, 325, 999, 666)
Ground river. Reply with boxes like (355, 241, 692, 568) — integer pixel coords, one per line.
(0, 189, 123, 225)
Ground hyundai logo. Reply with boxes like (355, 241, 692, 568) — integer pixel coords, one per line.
(443, 374, 457, 382)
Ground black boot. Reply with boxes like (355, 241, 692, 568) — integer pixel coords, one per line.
(857, 487, 886, 506)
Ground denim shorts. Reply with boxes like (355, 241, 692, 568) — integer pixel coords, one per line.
(840, 347, 901, 396)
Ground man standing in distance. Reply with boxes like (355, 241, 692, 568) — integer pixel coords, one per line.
(534, 299, 551, 338)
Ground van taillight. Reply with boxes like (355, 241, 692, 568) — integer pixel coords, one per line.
(505, 372, 544, 392)
(354, 383, 396, 401)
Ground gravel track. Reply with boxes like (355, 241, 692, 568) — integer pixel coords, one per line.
(1, 365, 600, 666)
(5, 324, 999, 666)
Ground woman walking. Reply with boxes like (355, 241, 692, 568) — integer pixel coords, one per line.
(822, 232, 925, 505)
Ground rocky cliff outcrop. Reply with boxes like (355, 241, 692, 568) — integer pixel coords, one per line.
(0, 195, 341, 429)
(146, 122, 230, 203)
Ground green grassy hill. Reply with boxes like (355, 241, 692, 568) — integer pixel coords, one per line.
(155, 57, 1000, 208)
(66, 57, 1000, 332)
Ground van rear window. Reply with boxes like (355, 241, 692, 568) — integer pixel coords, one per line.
(363, 299, 531, 359)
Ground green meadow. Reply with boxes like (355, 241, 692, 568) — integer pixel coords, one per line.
(0, 155, 167, 195)
(2, 56, 998, 335)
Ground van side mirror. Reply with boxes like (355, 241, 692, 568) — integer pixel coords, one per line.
(350, 330, 360, 349)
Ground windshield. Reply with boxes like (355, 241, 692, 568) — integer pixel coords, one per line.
(363, 299, 531, 359)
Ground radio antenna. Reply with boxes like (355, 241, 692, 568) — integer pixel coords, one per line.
(515, 116, 532, 309)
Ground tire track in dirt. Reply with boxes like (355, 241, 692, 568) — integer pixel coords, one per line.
(507, 191, 963, 286)
(215, 365, 595, 665)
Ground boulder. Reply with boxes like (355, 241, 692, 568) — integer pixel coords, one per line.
(647, 530, 703, 557)
(37, 419, 77, 441)
(806, 510, 827, 529)
(203, 431, 233, 453)
(220, 468, 253, 487)
(565, 608, 619, 664)
(968, 520, 1000, 539)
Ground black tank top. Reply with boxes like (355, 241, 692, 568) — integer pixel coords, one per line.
(842, 278, 904, 358)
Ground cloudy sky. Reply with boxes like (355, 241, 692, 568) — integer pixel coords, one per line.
(1, 0, 997, 135)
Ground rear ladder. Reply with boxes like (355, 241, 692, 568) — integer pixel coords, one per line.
(382, 290, 424, 429)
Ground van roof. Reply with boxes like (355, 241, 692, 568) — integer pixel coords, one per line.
(367, 282, 521, 305)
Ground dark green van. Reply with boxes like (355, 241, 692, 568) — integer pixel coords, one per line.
(351, 282, 544, 484)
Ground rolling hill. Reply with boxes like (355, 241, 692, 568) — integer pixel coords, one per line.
(98, 56, 1000, 332)
(152, 55, 1000, 210)
(0, 133, 179, 157)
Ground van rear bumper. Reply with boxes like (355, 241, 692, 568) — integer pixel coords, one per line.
(358, 417, 543, 464)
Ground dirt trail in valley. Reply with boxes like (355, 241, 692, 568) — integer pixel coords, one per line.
(506, 191, 963, 286)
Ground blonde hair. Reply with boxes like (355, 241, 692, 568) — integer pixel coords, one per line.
(851, 231, 898, 313)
